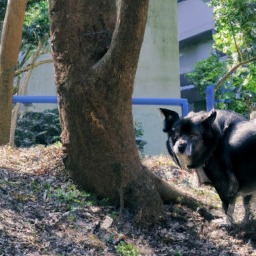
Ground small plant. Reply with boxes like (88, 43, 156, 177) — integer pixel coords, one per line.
(116, 241, 139, 256)
(174, 250, 183, 256)
(134, 121, 147, 156)
(44, 182, 51, 190)
(190, 229, 197, 236)
(48, 182, 90, 210)
(110, 211, 118, 218)
(15, 108, 61, 147)
(106, 235, 115, 243)
(177, 196, 182, 202)
(68, 213, 76, 222)
(31, 180, 41, 192)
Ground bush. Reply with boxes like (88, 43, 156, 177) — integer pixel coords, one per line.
(15, 109, 61, 147)
(15, 109, 147, 155)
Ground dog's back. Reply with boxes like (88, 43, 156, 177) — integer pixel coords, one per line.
(213, 110, 247, 134)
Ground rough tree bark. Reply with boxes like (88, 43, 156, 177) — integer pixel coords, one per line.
(49, 0, 199, 224)
(0, 0, 27, 144)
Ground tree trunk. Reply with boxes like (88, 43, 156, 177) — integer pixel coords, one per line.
(0, 0, 27, 144)
(9, 41, 42, 148)
(49, 0, 199, 224)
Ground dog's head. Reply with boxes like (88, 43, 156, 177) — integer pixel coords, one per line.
(159, 108, 217, 169)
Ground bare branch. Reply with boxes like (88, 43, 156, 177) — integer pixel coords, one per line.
(15, 59, 53, 77)
(228, 19, 243, 62)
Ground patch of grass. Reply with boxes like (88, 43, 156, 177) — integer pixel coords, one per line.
(116, 241, 139, 256)
(31, 180, 41, 192)
(48, 182, 90, 210)
(190, 228, 197, 236)
(174, 250, 183, 256)
(68, 213, 76, 222)
(110, 211, 118, 218)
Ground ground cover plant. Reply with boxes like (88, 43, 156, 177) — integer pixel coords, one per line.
(0, 144, 255, 255)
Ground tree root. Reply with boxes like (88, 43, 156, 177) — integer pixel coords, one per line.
(146, 167, 201, 211)
(126, 166, 202, 226)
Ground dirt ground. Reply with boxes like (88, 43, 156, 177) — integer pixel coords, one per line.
(0, 144, 255, 256)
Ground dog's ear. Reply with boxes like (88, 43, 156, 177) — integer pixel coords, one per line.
(201, 110, 217, 137)
(158, 108, 180, 133)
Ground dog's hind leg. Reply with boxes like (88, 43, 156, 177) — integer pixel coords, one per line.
(242, 195, 253, 223)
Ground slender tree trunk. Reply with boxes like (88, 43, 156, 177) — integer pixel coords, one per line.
(0, 0, 27, 144)
(9, 41, 42, 148)
(49, 0, 199, 224)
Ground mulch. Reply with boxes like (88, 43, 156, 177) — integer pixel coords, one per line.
(0, 145, 255, 255)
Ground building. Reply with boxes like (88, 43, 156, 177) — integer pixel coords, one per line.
(178, 0, 214, 112)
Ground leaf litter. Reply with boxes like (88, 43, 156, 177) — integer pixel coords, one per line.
(0, 145, 255, 255)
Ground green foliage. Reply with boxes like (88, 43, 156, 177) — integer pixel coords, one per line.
(15, 109, 61, 147)
(15, 109, 147, 155)
(185, 53, 227, 97)
(174, 250, 183, 256)
(19, 0, 50, 68)
(22, 0, 49, 46)
(133, 121, 147, 155)
(48, 182, 90, 210)
(116, 241, 139, 256)
(0, 0, 46, 29)
(210, 0, 256, 60)
(0, 1, 50, 71)
(188, 0, 256, 115)
(31, 180, 41, 192)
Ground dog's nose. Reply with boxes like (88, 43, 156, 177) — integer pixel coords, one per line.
(178, 143, 187, 153)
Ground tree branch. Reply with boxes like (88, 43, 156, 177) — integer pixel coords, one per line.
(15, 59, 53, 77)
(18, 43, 35, 68)
(93, 0, 149, 73)
(228, 18, 243, 62)
(214, 55, 256, 92)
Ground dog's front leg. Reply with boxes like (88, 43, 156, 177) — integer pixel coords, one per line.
(225, 162, 239, 198)
(226, 197, 236, 225)
(242, 195, 253, 223)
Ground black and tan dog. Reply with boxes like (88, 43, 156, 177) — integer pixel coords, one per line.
(159, 108, 256, 224)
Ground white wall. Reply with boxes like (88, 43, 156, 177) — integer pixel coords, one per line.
(133, 0, 181, 155)
(22, 53, 57, 112)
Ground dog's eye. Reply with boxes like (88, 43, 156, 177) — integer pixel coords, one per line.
(172, 129, 179, 137)
(191, 134, 198, 139)
(174, 130, 179, 136)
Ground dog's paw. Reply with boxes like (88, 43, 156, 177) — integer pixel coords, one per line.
(226, 215, 235, 226)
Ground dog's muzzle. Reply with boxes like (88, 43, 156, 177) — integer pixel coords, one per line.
(174, 141, 192, 156)
(176, 154, 192, 169)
